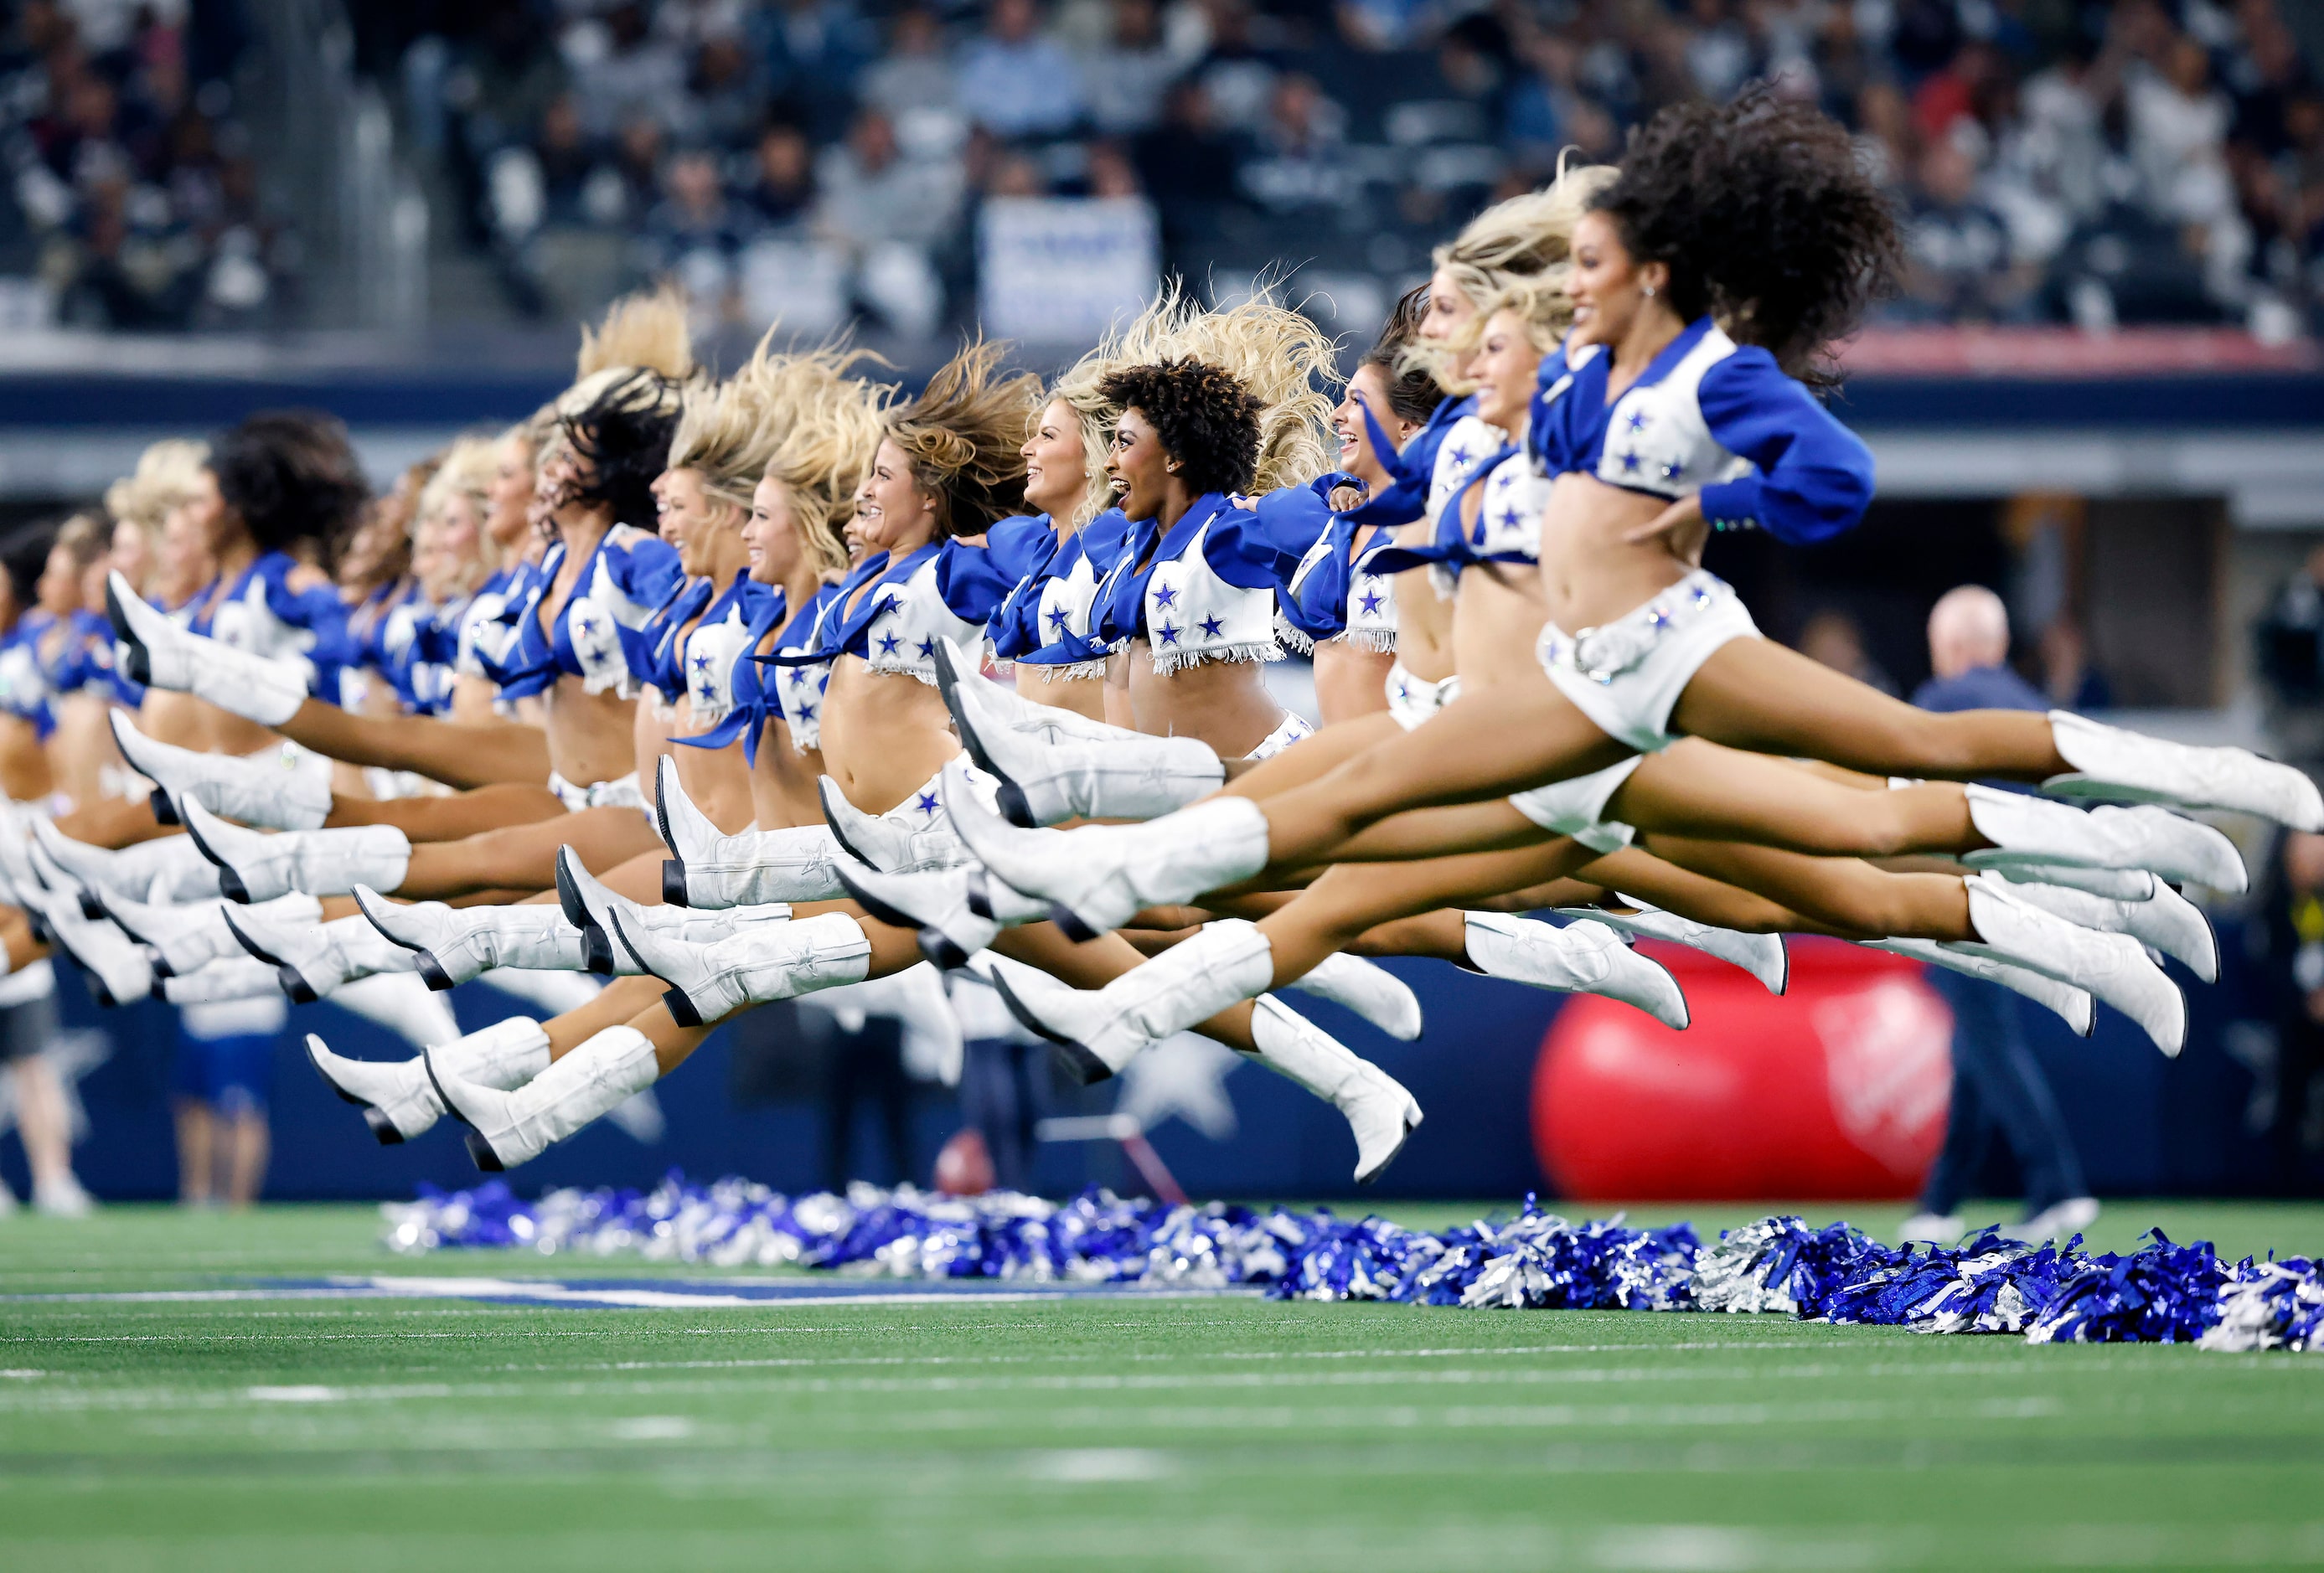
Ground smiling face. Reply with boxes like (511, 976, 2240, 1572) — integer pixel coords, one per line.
(853, 438, 939, 554)
(418, 491, 484, 600)
(109, 518, 151, 592)
(488, 434, 535, 550)
(158, 500, 212, 603)
(185, 466, 231, 555)
(1566, 209, 1666, 351)
(1105, 406, 1174, 522)
(1333, 363, 1414, 488)
(1020, 397, 1087, 520)
(1422, 266, 1477, 343)
(653, 466, 737, 575)
(742, 472, 804, 586)
(36, 543, 79, 616)
(1469, 308, 1543, 431)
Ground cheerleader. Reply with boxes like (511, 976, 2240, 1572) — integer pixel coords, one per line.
(935, 94, 2311, 1029)
(361, 343, 1415, 1184)
(101, 291, 694, 819)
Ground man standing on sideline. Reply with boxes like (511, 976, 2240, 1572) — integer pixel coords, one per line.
(1900, 585, 2101, 1246)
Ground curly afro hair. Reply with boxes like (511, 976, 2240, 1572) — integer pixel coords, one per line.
(1593, 87, 1901, 380)
(560, 368, 684, 528)
(1096, 358, 1265, 499)
(208, 410, 370, 559)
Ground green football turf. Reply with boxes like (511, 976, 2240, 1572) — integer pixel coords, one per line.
(5, 1199, 2323, 1572)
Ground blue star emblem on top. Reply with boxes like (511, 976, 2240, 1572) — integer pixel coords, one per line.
(689, 651, 712, 672)
(1152, 584, 1179, 610)
(1446, 443, 1471, 467)
(1046, 606, 1070, 635)
(1358, 590, 1383, 615)
(1625, 409, 1649, 432)
(1619, 451, 1642, 473)
(916, 638, 935, 660)
(915, 792, 940, 818)
(1157, 621, 1180, 646)
(1198, 615, 1224, 639)
(877, 632, 901, 656)
(870, 596, 899, 622)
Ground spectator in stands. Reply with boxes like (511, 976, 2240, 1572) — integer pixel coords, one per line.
(641, 145, 756, 313)
(813, 107, 963, 255)
(609, 114, 669, 228)
(1190, 0, 1278, 134)
(1079, 0, 1179, 137)
(680, 33, 767, 151)
(1898, 138, 2037, 322)
(1797, 607, 1899, 698)
(860, 6, 955, 122)
(1902, 585, 2098, 1247)
(757, 0, 879, 145)
(1238, 73, 1350, 214)
(2039, 616, 2113, 712)
(2129, 32, 2236, 231)
(956, 0, 1083, 142)
(2260, 826, 2324, 1190)
(741, 121, 817, 229)
(572, 3, 686, 140)
(529, 94, 609, 230)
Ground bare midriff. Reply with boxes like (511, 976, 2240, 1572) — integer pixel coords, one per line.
(546, 674, 640, 789)
(819, 658, 962, 812)
(1015, 663, 1108, 722)
(1536, 472, 1703, 635)
(1451, 561, 1547, 690)
(665, 686, 755, 834)
(1123, 646, 1285, 757)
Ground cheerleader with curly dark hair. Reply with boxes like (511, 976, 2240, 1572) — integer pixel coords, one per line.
(942, 90, 2316, 1040)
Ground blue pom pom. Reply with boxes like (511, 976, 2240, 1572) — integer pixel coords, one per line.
(2025, 1230, 2228, 1345)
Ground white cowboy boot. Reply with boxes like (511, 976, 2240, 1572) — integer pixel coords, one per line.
(949, 689, 1225, 826)
(1868, 937, 2095, 1036)
(1960, 784, 2246, 892)
(223, 908, 419, 1002)
(943, 761, 1270, 939)
(988, 918, 1278, 1082)
(1247, 994, 1422, 1185)
(654, 756, 844, 906)
(554, 843, 790, 975)
(181, 800, 411, 903)
(1552, 899, 1789, 996)
(107, 571, 312, 725)
(817, 776, 970, 873)
(28, 889, 153, 1006)
(1287, 953, 1424, 1040)
(307, 1018, 550, 1144)
(431, 1024, 662, 1171)
(30, 820, 222, 906)
(2045, 709, 2324, 830)
(158, 956, 281, 1004)
(1952, 874, 2186, 1054)
(835, 860, 1048, 971)
(329, 974, 462, 1050)
(354, 887, 588, 987)
(100, 890, 320, 977)
(933, 642, 1145, 747)
(612, 908, 872, 1027)
(1991, 872, 2217, 983)
(1462, 913, 1691, 1029)
(109, 711, 334, 832)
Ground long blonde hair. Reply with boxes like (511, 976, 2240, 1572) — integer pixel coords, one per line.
(105, 438, 209, 538)
(415, 436, 504, 578)
(1421, 162, 1619, 383)
(1045, 281, 1342, 521)
(762, 348, 895, 576)
(885, 338, 1044, 540)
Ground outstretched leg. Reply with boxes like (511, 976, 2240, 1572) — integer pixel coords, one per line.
(393, 807, 663, 900)
(323, 782, 569, 839)
(277, 700, 553, 791)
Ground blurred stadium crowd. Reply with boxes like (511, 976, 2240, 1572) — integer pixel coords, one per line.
(3, 1, 2319, 338)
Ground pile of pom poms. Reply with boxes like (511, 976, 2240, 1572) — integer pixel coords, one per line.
(380, 1175, 2323, 1354)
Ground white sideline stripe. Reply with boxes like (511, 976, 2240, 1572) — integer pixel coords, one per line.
(0, 1276, 1264, 1310)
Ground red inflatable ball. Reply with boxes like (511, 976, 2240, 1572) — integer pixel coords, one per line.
(1533, 938, 1952, 1201)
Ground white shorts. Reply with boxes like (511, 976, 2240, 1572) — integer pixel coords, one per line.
(884, 754, 1001, 830)
(1251, 710, 1314, 759)
(1506, 758, 1642, 855)
(1536, 570, 1760, 753)
(549, 770, 648, 816)
(1384, 660, 1459, 733)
